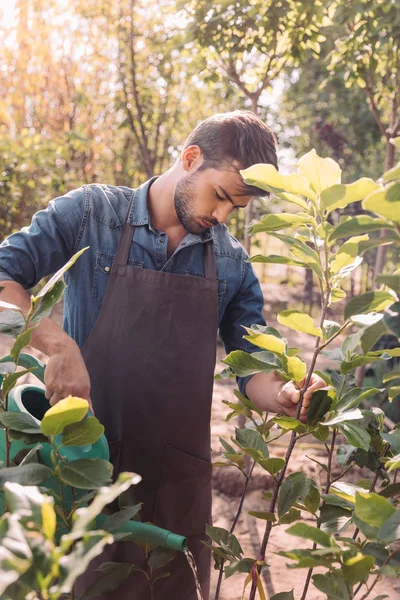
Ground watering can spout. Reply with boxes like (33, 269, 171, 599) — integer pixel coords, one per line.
(95, 514, 187, 552)
(0, 353, 188, 552)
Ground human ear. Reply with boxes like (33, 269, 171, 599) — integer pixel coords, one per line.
(181, 145, 204, 171)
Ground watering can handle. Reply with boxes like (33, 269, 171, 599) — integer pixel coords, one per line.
(1, 352, 46, 384)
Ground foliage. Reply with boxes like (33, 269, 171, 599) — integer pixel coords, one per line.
(212, 146, 400, 599)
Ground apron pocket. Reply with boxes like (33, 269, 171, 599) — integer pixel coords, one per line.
(153, 444, 212, 537)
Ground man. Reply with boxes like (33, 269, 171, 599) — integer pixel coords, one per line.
(0, 111, 324, 599)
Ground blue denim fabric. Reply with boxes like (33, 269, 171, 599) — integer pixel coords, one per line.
(0, 178, 266, 395)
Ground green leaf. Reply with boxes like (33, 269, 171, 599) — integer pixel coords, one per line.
(61, 417, 105, 446)
(360, 319, 388, 353)
(385, 453, 400, 473)
(205, 525, 243, 559)
(279, 508, 301, 525)
(330, 235, 368, 275)
(0, 463, 52, 486)
(329, 215, 395, 241)
(224, 558, 255, 578)
(319, 504, 352, 534)
(248, 255, 306, 268)
(41, 396, 89, 436)
(384, 301, 400, 336)
(335, 387, 382, 412)
(303, 479, 320, 514)
(278, 472, 306, 517)
(344, 291, 394, 320)
(235, 428, 269, 460)
(32, 246, 89, 301)
(9, 328, 33, 363)
(273, 416, 306, 432)
(378, 510, 400, 543)
(222, 350, 281, 377)
(339, 422, 371, 451)
(321, 178, 381, 213)
(381, 431, 400, 454)
(286, 523, 331, 547)
(375, 275, 400, 297)
(149, 547, 176, 572)
(259, 457, 285, 475)
(307, 389, 332, 426)
(277, 310, 322, 337)
(330, 287, 347, 303)
(250, 213, 313, 234)
(30, 280, 66, 324)
(270, 592, 294, 600)
(342, 552, 375, 585)
(2, 368, 35, 398)
(297, 149, 341, 195)
(248, 511, 277, 522)
(0, 309, 26, 336)
(378, 482, 400, 498)
(363, 182, 400, 223)
(59, 458, 113, 489)
(240, 163, 318, 202)
(322, 409, 364, 426)
(80, 563, 133, 600)
(312, 573, 351, 600)
(95, 505, 142, 534)
(0, 411, 43, 434)
(71, 472, 140, 535)
(355, 492, 396, 528)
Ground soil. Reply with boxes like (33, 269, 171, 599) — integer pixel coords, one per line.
(1, 281, 399, 600)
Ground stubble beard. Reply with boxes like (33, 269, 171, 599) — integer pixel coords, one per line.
(174, 173, 207, 235)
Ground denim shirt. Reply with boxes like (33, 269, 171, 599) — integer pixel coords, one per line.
(0, 178, 266, 395)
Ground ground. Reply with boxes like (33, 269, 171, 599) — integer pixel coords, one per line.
(1, 281, 399, 599)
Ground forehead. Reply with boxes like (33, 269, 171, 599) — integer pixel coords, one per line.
(207, 167, 253, 202)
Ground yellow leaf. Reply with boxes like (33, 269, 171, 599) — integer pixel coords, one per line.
(297, 149, 341, 195)
(243, 332, 286, 354)
(321, 178, 382, 212)
(240, 164, 318, 202)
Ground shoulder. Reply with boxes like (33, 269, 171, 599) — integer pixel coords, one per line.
(212, 223, 247, 261)
(85, 183, 135, 228)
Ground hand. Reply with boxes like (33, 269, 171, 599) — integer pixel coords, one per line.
(44, 342, 94, 414)
(276, 373, 327, 423)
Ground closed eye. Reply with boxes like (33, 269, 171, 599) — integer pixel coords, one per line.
(215, 191, 224, 201)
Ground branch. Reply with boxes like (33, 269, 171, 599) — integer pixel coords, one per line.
(364, 85, 389, 139)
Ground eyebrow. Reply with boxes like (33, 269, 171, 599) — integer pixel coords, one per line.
(218, 185, 248, 208)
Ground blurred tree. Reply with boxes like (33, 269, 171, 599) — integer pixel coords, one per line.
(180, 0, 329, 252)
(327, 0, 400, 279)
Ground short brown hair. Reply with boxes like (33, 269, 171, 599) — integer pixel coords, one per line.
(183, 110, 278, 196)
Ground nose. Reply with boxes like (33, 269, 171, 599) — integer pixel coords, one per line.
(211, 204, 233, 225)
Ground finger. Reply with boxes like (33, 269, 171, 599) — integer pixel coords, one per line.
(49, 392, 63, 407)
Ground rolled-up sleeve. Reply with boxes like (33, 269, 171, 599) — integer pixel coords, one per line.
(0, 187, 86, 289)
(219, 254, 266, 397)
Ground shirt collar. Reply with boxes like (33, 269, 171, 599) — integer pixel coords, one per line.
(127, 176, 214, 243)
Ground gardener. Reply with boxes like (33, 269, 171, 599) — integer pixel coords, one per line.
(0, 111, 325, 599)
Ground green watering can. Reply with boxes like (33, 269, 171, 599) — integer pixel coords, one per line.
(0, 353, 186, 552)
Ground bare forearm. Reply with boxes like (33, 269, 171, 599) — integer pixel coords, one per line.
(0, 280, 77, 357)
(245, 371, 285, 413)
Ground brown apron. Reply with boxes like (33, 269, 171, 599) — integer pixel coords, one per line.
(74, 184, 218, 599)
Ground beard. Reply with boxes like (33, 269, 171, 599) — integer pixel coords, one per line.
(174, 173, 217, 234)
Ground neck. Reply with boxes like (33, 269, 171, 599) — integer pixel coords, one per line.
(147, 169, 184, 233)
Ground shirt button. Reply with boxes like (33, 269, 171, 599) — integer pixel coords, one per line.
(105, 266, 110, 272)
(159, 238, 164, 243)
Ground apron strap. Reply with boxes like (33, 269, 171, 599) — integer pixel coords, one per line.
(114, 193, 136, 268)
(114, 189, 217, 282)
(203, 240, 217, 280)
